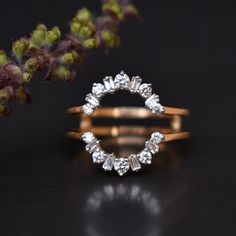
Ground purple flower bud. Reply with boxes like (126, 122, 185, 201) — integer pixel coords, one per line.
(3, 63, 23, 82)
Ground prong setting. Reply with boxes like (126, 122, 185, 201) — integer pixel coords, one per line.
(103, 76, 115, 93)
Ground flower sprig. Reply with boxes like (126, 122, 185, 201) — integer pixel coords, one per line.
(0, 0, 138, 116)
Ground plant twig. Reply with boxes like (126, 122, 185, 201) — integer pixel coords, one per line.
(0, 0, 138, 115)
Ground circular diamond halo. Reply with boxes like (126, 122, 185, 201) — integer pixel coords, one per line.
(81, 71, 165, 176)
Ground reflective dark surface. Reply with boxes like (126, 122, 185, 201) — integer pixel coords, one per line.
(0, 0, 236, 235)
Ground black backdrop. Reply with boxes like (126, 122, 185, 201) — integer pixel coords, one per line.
(0, 0, 236, 235)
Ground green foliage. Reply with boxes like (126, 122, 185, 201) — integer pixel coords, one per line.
(0, 50, 9, 66)
(12, 38, 30, 60)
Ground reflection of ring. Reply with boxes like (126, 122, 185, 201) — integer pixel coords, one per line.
(67, 71, 190, 176)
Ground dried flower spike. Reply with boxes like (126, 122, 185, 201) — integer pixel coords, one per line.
(0, 0, 139, 116)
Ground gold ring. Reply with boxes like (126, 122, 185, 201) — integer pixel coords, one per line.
(67, 71, 190, 176)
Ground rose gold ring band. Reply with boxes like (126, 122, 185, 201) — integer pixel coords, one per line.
(66, 106, 190, 142)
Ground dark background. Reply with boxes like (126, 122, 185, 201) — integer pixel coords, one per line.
(0, 0, 236, 235)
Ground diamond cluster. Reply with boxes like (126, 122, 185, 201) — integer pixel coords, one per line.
(80, 72, 165, 176)
(81, 71, 164, 115)
(82, 131, 164, 176)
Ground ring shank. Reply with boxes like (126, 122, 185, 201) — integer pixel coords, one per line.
(66, 106, 190, 142)
(66, 106, 190, 117)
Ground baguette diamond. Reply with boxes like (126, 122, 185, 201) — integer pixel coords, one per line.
(145, 94, 159, 107)
(103, 154, 115, 171)
(145, 94, 164, 114)
(85, 140, 100, 154)
(129, 154, 141, 171)
(103, 76, 115, 92)
(86, 93, 100, 107)
(130, 76, 142, 93)
(145, 140, 159, 154)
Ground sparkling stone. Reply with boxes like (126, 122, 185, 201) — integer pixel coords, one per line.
(138, 149, 152, 164)
(85, 93, 99, 107)
(114, 158, 130, 176)
(92, 83, 105, 97)
(145, 94, 163, 114)
(139, 83, 152, 98)
(151, 103, 164, 114)
(114, 71, 130, 89)
(82, 132, 96, 144)
(102, 154, 115, 171)
(145, 140, 159, 154)
(129, 76, 142, 93)
(103, 76, 115, 92)
(81, 103, 94, 115)
(145, 94, 159, 107)
(92, 148, 106, 163)
(129, 154, 141, 171)
(151, 132, 165, 144)
(85, 140, 100, 153)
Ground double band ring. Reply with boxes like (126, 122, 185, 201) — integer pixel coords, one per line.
(67, 71, 190, 176)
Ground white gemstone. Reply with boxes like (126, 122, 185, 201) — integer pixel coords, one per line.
(139, 83, 152, 98)
(129, 154, 141, 171)
(138, 149, 152, 164)
(86, 93, 99, 107)
(92, 83, 105, 97)
(151, 103, 164, 114)
(145, 94, 159, 107)
(82, 132, 96, 144)
(103, 76, 115, 92)
(145, 94, 163, 114)
(85, 140, 100, 153)
(102, 154, 115, 171)
(114, 158, 130, 176)
(114, 72, 130, 89)
(81, 103, 94, 115)
(129, 76, 142, 93)
(92, 149, 106, 163)
(145, 140, 159, 154)
(151, 132, 165, 144)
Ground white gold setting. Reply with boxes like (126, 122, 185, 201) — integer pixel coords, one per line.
(81, 71, 164, 116)
(82, 131, 164, 176)
(81, 71, 165, 176)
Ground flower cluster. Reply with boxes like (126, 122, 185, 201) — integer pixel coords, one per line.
(0, 0, 138, 115)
